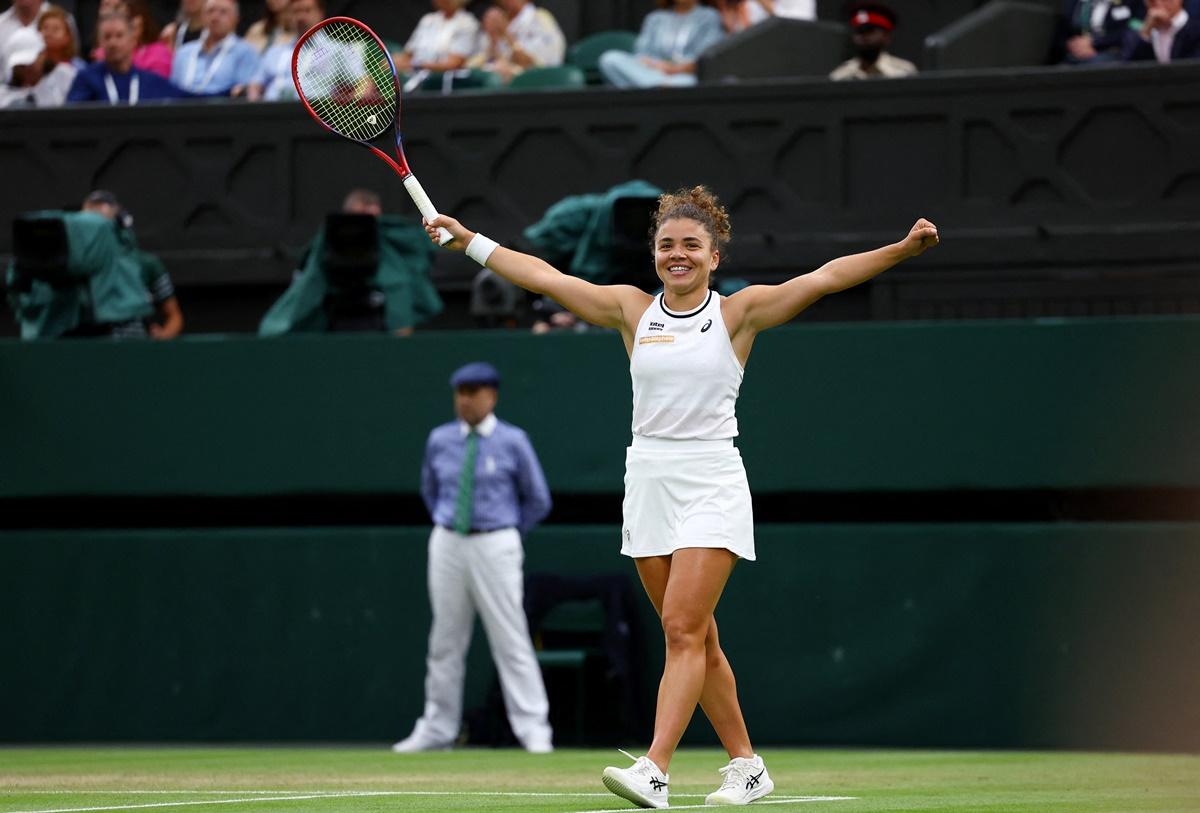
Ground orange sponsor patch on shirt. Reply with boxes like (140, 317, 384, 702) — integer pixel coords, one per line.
(638, 335, 676, 345)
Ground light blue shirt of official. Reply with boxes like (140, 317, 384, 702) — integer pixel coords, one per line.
(636, 5, 724, 63)
(171, 32, 259, 94)
(420, 412, 552, 537)
(251, 40, 298, 100)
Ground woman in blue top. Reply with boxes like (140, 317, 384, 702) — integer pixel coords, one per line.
(423, 187, 939, 807)
(599, 0, 725, 88)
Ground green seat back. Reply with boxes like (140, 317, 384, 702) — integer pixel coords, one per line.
(566, 30, 637, 83)
(508, 64, 587, 91)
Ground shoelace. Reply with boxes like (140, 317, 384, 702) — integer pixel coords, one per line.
(716, 758, 756, 791)
(617, 749, 664, 781)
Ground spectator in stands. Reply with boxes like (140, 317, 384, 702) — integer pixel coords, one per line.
(0, 0, 39, 60)
(391, 361, 554, 755)
(470, 0, 565, 83)
(1055, 0, 1145, 63)
(393, 0, 479, 77)
(716, 0, 814, 33)
(829, 2, 917, 80)
(161, 0, 204, 51)
(67, 12, 192, 103)
(598, 0, 725, 88)
(92, 0, 172, 78)
(0, 7, 77, 107)
(1, 0, 76, 67)
(38, 3, 79, 65)
(81, 190, 184, 339)
(243, 0, 295, 54)
(170, 0, 258, 95)
(1122, 0, 1200, 61)
(239, 0, 323, 100)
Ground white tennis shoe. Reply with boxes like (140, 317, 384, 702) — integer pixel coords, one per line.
(705, 754, 774, 805)
(601, 749, 669, 809)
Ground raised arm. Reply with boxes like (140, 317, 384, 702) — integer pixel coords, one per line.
(424, 215, 650, 333)
(727, 218, 939, 336)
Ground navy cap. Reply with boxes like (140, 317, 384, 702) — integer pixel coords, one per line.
(450, 361, 500, 389)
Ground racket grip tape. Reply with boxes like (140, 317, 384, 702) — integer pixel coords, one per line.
(403, 174, 454, 245)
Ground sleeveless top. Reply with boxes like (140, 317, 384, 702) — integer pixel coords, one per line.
(629, 290, 744, 440)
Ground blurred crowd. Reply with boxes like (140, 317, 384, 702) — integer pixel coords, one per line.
(3, 0, 1197, 108)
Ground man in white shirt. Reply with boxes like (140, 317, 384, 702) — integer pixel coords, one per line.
(1122, 0, 1200, 61)
(170, 0, 259, 94)
(0, 0, 65, 66)
(829, 2, 917, 80)
(394, 0, 479, 75)
(473, 0, 565, 82)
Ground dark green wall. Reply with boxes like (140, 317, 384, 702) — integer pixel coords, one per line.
(2, 317, 1199, 497)
(3, 523, 1197, 749)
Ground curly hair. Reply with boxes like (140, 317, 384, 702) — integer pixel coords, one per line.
(651, 185, 732, 252)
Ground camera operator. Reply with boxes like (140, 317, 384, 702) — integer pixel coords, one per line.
(259, 188, 443, 336)
(80, 190, 183, 339)
(6, 189, 154, 339)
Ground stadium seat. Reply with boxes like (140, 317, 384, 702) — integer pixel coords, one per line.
(924, 0, 1059, 70)
(697, 17, 850, 82)
(417, 68, 503, 94)
(566, 30, 637, 84)
(508, 64, 586, 91)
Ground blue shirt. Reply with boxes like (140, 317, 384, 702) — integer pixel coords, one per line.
(636, 6, 724, 63)
(171, 33, 259, 94)
(421, 413, 552, 536)
(251, 40, 298, 101)
(66, 63, 192, 103)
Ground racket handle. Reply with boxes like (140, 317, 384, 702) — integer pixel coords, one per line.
(403, 174, 454, 246)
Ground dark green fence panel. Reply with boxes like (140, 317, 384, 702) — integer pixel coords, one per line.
(2, 317, 1200, 497)
(3, 523, 1197, 749)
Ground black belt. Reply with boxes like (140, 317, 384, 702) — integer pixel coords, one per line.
(439, 525, 509, 535)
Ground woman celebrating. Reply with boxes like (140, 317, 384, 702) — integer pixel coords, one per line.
(425, 188, 938, 808)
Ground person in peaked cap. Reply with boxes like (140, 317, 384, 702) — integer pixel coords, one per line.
(830, 1, 918, 80)
(393, 361, 555, 754)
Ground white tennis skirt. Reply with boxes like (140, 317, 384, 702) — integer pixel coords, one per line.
(621, 435, 756, 561)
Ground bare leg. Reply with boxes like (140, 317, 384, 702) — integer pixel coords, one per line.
(634, 549, 752, 773)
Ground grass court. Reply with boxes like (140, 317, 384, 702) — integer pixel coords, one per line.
(2, 747, 1198, 812)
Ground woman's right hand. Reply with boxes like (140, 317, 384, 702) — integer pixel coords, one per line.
(424, 215, 473, 250)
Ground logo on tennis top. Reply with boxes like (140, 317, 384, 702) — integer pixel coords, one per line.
(701, 319, 712, 332)
(639, 335, 675, 345)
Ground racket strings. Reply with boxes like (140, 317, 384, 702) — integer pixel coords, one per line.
(295, 21, 396, 141)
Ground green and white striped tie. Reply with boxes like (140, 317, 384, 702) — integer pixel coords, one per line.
(453, 430, 479, 534)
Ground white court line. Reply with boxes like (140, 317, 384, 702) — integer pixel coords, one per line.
(2, 790, 858, 813)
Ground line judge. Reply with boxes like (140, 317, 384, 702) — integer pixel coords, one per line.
(393, 361, 554, 754)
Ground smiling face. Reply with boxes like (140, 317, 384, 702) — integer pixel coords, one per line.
(654, 217, 718, 298)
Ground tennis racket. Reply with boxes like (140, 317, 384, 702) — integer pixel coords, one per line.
(292, 16, 453, 245)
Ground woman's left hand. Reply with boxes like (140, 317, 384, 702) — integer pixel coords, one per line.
(902, 218, 939, 257)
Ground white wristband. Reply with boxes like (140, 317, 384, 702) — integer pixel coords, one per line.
(465, 233, 499, 267)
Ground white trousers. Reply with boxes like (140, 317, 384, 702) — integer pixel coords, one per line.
(407, 526, 552, 748)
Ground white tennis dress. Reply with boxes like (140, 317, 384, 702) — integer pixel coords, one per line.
(622, 290, 756, 560)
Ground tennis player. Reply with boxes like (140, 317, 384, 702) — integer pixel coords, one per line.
(424, 187, 938, 808)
